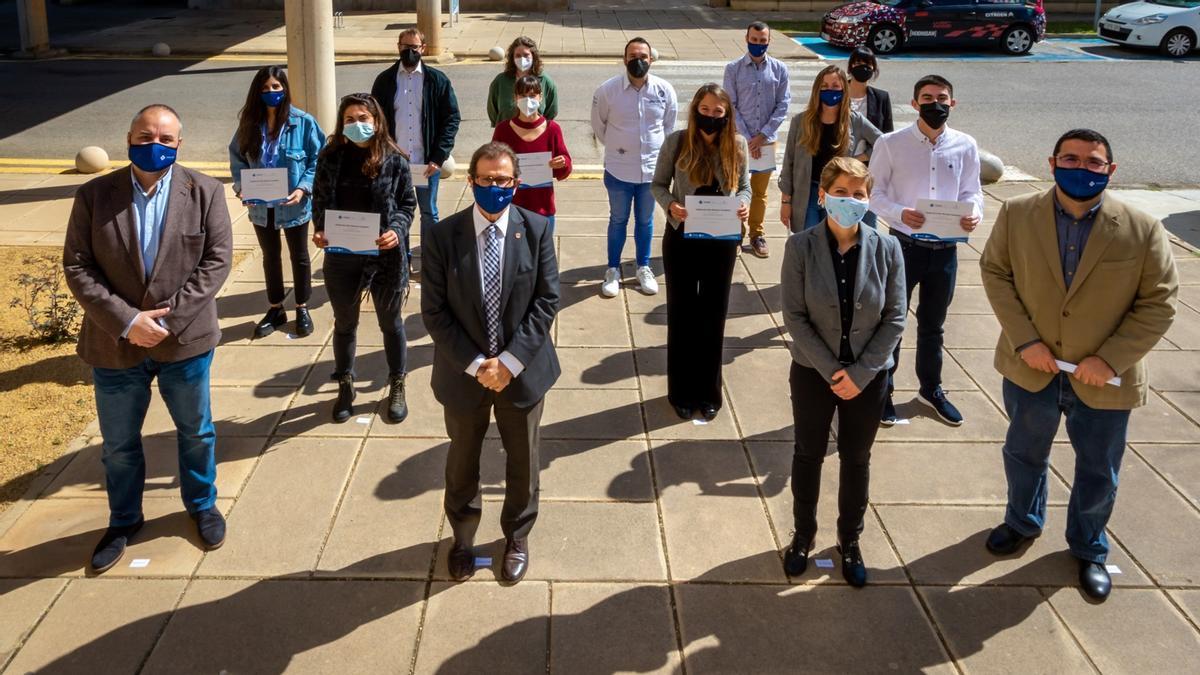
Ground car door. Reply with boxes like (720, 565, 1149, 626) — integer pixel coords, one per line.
(907, 0, 980, 43)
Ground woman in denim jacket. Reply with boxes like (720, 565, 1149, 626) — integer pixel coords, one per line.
(229, 65, 326, 338)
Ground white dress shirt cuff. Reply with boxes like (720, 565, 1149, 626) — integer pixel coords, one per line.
(121, 315, 137, 339)
(465, 354, 486, 377)
(498, 351, 525, 379)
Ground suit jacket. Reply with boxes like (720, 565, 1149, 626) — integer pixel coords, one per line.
(63, 165, 233, 369)
(370, 61, 461, 167)
(420, 204, 560, 410)
(980, 189, 1178, 410)
(778, 111, 882, 232)
(650, 130, 752, 230)
(865, 86, 894, 134)
(781, 221, 907, 390)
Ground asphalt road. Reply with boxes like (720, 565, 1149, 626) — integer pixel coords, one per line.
(1, 55, 1198, 185)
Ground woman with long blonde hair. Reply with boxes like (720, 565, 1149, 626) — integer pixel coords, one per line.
(651, 83, 751, 422)
(779, 65, 882, 231)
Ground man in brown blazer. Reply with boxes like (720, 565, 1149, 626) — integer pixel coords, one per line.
(979, 129, 1178, 602)
(63, 104, 233, 573)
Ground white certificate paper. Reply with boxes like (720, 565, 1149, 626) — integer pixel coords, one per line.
(910, 199, 974, 243)
(240, 168, 289, 204)
(410, 168, 429, 187)
(683, 195, 741, 240)
(517, 151, 554, 188)
(1055, 360, 1122, 387)
(748, 142, 777, 174)
(325, 209, 380, 256)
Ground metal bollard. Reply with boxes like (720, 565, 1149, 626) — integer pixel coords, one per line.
(333, 11, 344, 30)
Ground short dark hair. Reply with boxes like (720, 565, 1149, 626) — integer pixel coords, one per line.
(1054, 128, 1114, 163)
(132, 103, 182, 130)
(625, 37, 651, 58)
(913, 74, 953, 100)
(747, 21, 770, 35)
(514, 74, 542, 98)
(848, 46, 878, 77)
(469, 142, 520, 179)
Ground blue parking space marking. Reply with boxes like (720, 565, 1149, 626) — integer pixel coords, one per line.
(793, 36, 1114, 62)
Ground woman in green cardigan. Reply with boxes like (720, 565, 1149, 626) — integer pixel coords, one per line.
(486, 36, 559, 127)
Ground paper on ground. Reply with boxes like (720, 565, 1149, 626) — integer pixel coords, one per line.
(814, 559, 835, 569)
(129, 558, 151, 568)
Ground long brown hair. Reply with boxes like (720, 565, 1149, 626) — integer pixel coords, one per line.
(328, 93, 402, 179)
(235, 65, 292, 163)
(675, 83, 743, 193)
(799, 65, 851, 156)
(503, 36, 543, 78)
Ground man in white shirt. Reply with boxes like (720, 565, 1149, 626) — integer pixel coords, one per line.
(869, 74, 983, 427)
(590, 37, 678, 298)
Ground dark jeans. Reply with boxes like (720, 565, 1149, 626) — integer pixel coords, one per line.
(443, 396, 544, 542)
(93, 351, 217, 527)
(663, 222, 737, 409)
(1002, 376, 1131, 562)
(324, 251, 407, 378)
(888, 234, 957, 396)
(406, 172, 440, 259)
(254, 210, 312, 306)
(790, 363, 888, 543)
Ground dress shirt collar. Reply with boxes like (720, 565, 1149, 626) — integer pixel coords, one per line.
(399, 61, 424, 78)
(909, 121, 952, 147)
(623, 73, 649, 91)
(472, 203, 511, 238)
(130, 165, 174, 200)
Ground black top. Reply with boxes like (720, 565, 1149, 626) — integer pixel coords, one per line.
(828, 233, 861, 366)
(812, 122, 839, 183)
(336, 144, 374, 213)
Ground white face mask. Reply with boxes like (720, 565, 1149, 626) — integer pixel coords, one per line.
(514, 55, 533, 72)
(517, 97, 540, 117)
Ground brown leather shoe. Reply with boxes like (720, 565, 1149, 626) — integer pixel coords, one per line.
(500, 537, 529, 584)
(751, 236, 769, 258)
(447, 540, 475, 582)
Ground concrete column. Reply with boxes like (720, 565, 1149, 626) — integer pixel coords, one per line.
(284, 0, 337, 133)
(16, 0, 51, 55)
(416, 0, 443, 57)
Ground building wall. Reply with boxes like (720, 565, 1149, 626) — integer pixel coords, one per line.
(727, 0, 1122, 14)
(188, 1, 569, 10)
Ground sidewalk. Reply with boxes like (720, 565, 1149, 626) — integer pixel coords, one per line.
(1, 172, 1199, 671)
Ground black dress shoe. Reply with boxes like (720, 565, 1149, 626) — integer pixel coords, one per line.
(294, 306, 314, 337)
(501, 537, 529, 584)
(700, 404, 718, 421)
(254, 306, 287, 338)
(985, 523, 1038, 556)
(919, 388, 964, 426)
(90, 518, 144, 573)
(386, 373, 408, 423)
(838, 539, 868, 588)
(782, 533, 811, 577)
(447, 540, 475, 582)
(192, 508, 226, 550)
(1078, 559, 1112, 601)
(332, 374, 355, 423)
(672, 405, 693, 421)
(880, 397, 899, 427)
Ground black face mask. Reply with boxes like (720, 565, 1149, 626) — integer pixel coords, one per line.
(694, 113, 727, 136)
(625, 58, 650, 78)
(400, 47, 421, 68)
(919, 102, 951, 129)
(849, 65, 874, 83)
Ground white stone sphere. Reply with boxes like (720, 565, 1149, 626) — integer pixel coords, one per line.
(152, 42, 171, 57)
(488, 46, 504, 61)
(650, 47, 660, 61)
(440, 155, 456, 179)
(75, 146, 109, 174)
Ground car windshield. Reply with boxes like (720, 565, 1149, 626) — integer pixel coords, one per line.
(879, 0, 905, 5)
(1146, 0, 1200, 7)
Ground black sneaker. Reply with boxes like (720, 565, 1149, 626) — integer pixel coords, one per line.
(254, 306, 287, 338)
(192, 508, 226, 550)
(90, 517, 144, 573)
(880, 397, 899, 427)
(332, 374, 355, 423)
(386, 373, 408, 423)
(294, 306, 314, 337)
(838, 539, 868, 588)
(918, 388, 964, 426)
(782, 533, 811, 577)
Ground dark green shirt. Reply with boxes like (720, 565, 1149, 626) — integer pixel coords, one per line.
(486, 72, 559, 127)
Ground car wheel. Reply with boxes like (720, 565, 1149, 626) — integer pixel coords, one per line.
(867, 24, 903, 54)
(1001, 25, 1034, 55)
(1160, 28, 1195, 57)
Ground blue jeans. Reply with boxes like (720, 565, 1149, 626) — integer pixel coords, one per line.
(546, 215, 555, 232)
(1001, 375, 1130, 562)
(603, 171, 653, 268)
(93, 351, 217, 527)
(888, 235, 957, 396)
(407, 172, 440, 258)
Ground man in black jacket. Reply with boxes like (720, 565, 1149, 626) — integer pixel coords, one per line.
(421, 142, 560, 585)
(370, 27, 461, 259)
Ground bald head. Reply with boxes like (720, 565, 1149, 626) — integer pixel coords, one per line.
(128, 104, 183, 148)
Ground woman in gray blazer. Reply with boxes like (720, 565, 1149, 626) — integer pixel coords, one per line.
(778, 65, 882, 232)
(651, 83, 751, 422)
(780, 156, 906, 587)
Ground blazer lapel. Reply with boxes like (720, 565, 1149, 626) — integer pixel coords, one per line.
(1064, 198, 1120, 304)
(1032, 190, 1068, 296)
(109, 167, 146, 282)
(499, 208, 526, 315)
(812, 225, 838, 299)
(853, 226, 876, 305)
(456, 210, 487, 329)
(146, 169, 193, 288)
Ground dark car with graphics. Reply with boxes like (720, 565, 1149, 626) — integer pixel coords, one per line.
(821, 0, 1047, 55)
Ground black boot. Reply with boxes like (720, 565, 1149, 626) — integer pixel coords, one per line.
(332, 374, 355, 423)
(387, 373, 409, 423)
(254, 306, 287, 338)
(294, 306, 314, 337)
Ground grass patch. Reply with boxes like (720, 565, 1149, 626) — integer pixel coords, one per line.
(777, 20, 1097, 36)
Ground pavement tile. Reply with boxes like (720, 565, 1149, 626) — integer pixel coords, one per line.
(628, 311, 784, 350)
(633, 348, 741, 441)
(1169, 589, 1200, 627)
(198, 437, 359, 577)
(879, 391, 1010, 443)
(556, 283, 633, 347)
(209, 343, 321, 386)
(3, 579, 185, 675)
(720, 347, 794, 441)
(870, 442, 1069, 506)
(217, 281, 336, 347)
(945, 285, 995, 315)
(0, 578, 68, 666)
(675, 584, 955, 673)
(538, 439, 654, 501)
(415, 582, 549, 674)
(895, 348, 979, 392)
(276, 370, 377, 439)
(1119, 391, 1200, 444)
(541, 387, 644, 440)
(141, 579, 425, 674)
(1164, 304, 1200, 349)
(558, 346, 638, 389)
(141, 384, 289, 438)
(1147, 350, 1200, 391)
(550, 583, 680, 674)
(1047, 587, 1200, 673)
(1135, 444, 1200, 509)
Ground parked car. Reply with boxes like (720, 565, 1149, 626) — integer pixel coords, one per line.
(1098, 0, 1199, 57)
(820, 0, 1047, 55)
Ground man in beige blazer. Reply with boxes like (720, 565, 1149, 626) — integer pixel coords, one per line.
(63, 104, 232, 573)
(979, 129, 1178, 602)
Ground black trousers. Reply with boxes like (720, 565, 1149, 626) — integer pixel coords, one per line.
(253, 210, 312, 306)
(790, 362, 888, 544)
(443, 395, 544, 542)
(662, 223, 738, 409)
(323, 252, 406, 378)
(887, 235, 957, 397)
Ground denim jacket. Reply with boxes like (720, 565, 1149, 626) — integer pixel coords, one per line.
(228, 107, 326, 229)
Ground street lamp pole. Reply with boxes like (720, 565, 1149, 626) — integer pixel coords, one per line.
(16, 0, 51, 56)
(284, 0, 337, 133)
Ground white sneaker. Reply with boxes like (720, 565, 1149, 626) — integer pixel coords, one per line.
(601, 267, 621, 298)
(636, 266, 659, 295)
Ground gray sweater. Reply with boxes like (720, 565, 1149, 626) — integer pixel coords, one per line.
(651, 130, 752, 229)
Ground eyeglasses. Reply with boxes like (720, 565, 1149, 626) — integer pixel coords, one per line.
(473, 175, 516, 187)
(1055, 154, 1110, 172)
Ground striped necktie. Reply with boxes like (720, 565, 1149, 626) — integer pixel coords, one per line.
(482, 223, 503, 356)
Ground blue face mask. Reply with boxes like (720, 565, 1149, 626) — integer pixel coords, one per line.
(747, 42, 768, 58)
(128, 142, 177, 173)
(819, 89, 844, 107)
(343, 121, 375, 144)
(473, 183, 515, 215)
(261, 90, 286, 108)
(1053, 167, 1109, 201)
(823, 195, 870, 228)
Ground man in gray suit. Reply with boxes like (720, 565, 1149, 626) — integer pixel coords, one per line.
(421, 142, 560, 584)
(63, 104, 233, 573)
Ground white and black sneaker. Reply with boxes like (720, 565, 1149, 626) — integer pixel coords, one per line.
(918, 388, 964, 426)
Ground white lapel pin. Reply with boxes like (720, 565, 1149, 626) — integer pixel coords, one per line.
(514, 232, 522, 239)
